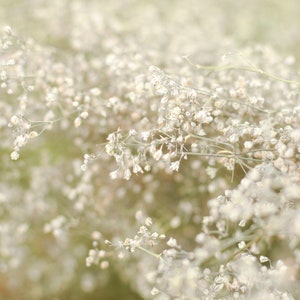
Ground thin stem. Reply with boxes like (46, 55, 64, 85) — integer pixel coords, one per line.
(182, 152, 233, 159)
(187, 133, 235, 151)
(137, 246, 165, 262)
(196, 64, 300, 86)
(183, 55, 300, 86)
(224, 233, 265, 264)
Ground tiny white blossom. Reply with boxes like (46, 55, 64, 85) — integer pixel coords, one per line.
(81, 164, 87, 171)
(259, 256, 269, 263)
(9, 115, 20, 126)
(109, 170, 119, 180)
(238, 219, 246, 227)
(10, 151, 19, 160)
(29, 131, 38, 139)
(244, 141, 253, 149)
(80, 111, 89, 119)
(170, 160, 180, 172)
(123, 168, 131, 180)
(15, 135, 28, 147)
(238, 241, 246, 249)
(91, 231, 102, 240)
(74, 117, 82, 128)
(90, 88, 101, 96)
(167, 237, 179, 248)
(129, 129, 137, 136)
(132, 164, 143, 174)
(151, 288, 159, 295)
(145, 217, 152, 227)
(100, 261, 109, 269)
(153, 148, 163, 161)
(140, 131, 150, 141)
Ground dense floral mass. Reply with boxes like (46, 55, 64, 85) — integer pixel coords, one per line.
(0, 0, 299, 299)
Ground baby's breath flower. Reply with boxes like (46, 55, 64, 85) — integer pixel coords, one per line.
(74, 117, 82, 128)
(109, 169, 119, 180)
(145, 217, 152, 227)
(132, 163, 143, 174)
(10, 151, 19, 160)
(244, 141, 253, 149)
(259, 256, 269, 263)
(153, 148, 163, 161)
(166, 237, 180, 248)
(29, 131, 38, 139)
(90, 88, 101, 96)
(151, 287, 160, 295)
(80, 111, 89, 119)
(100, 261, 109, 269)
(169, 160, 180, 172)
(123, 168, 131, 180)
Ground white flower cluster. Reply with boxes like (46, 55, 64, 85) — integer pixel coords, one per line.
(0, 0, 300, 299)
